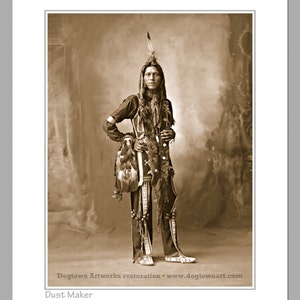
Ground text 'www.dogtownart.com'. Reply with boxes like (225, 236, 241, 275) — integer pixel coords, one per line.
(56, 272, 243, 280)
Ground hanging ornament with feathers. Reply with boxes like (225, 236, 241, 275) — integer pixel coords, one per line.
(114, 135, 138, 195)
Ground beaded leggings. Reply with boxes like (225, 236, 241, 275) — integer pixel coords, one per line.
(130, 177, 180, 262)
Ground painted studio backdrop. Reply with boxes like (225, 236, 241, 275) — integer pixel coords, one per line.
(47, 13, 253, 287)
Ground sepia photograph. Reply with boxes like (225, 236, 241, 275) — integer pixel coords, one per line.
(47, 12, 253, 288)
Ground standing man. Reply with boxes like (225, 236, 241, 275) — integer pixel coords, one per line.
(103, 34, 195, 266)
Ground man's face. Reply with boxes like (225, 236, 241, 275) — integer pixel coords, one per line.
(143, 66, 162, 90)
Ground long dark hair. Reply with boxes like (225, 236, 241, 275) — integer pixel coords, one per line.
(139, 59, 167, 100)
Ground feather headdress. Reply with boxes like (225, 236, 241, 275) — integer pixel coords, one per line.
(147, 32, 156, 62)
(139, 32, 166, 100)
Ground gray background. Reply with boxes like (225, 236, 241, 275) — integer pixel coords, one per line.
(288, 0, 299, 299)
(1, 0, 12, 298)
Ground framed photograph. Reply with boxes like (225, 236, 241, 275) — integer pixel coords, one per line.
(47, 12, 254, 289)
(13, 1, 287, 299)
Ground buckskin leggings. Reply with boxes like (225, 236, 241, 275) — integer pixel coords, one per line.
(130, 178, 180, 262)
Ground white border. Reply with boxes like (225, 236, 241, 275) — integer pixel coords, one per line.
(45, 10, 255, 291)
(13, 1, 287, 299)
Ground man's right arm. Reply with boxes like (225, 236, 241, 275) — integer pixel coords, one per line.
(103, 116, 124, 142)
(102, 95, 139, 142)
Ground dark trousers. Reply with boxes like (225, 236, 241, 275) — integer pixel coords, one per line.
(130, 179, 178, 262)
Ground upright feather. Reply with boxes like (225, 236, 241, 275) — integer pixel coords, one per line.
(147, 32, 156, 61)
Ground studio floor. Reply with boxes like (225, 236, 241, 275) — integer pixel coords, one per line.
(47, 212, 253, 288)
